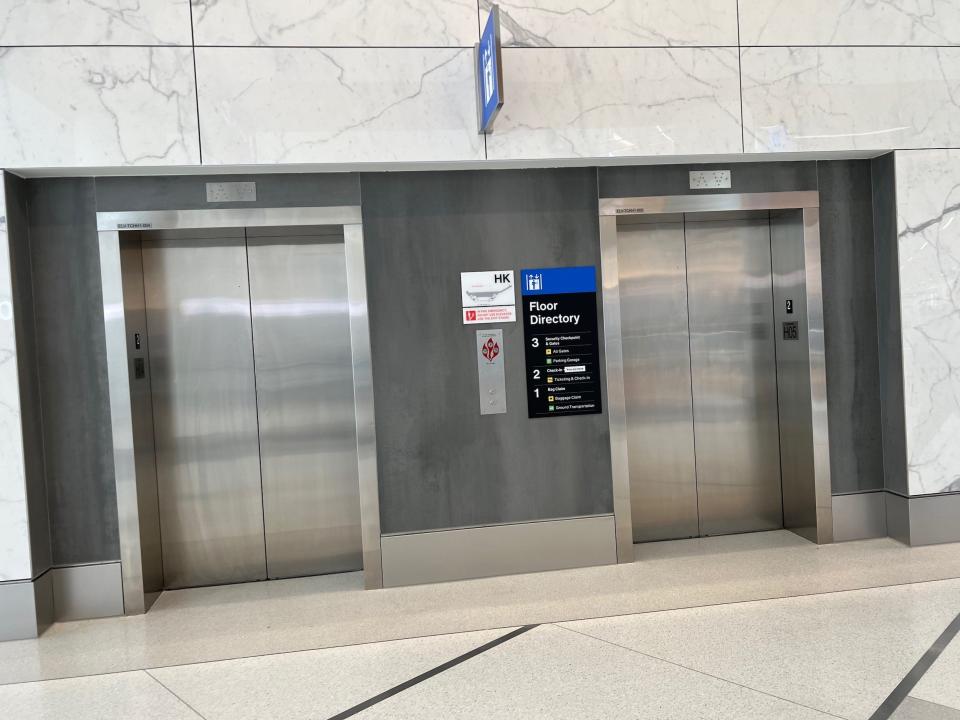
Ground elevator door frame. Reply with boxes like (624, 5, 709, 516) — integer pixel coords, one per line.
(598, 192, 832, 562)
(97, 206, 383, 615)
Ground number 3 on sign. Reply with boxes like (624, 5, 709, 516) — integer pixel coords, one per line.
(531, 337, 539, 347)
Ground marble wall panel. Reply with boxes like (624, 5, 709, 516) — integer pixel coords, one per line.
(192, 0, 477, 47)
(0, 173, 30, 582)
(479, 0, 737, 47)
(895, 150, 960, 496)
(0, 0, 191, 46)
(742, 47, 960, 153)
(195, 48, 483, 165)
(0, 48, 200, 168)
(486, 48, 743, 160)
(740, 0, 960, 47)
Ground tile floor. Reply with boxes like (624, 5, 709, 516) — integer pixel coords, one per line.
(1, 532, 959, 719)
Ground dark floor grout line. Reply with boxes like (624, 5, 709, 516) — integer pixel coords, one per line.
(324, 625, 539, 720)
(3, 574, 960, 689)
(144, 670, 209, 720)
(869, 611, 960, 720)
(553, 624, 848, 719)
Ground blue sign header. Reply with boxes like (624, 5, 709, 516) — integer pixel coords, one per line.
(521, 267, 597, 296)
(478, 5, 503, 133)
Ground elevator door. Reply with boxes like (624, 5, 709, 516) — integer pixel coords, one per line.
(618, 213, 783, 542)
(142, 229, 267, 588)
(685, 217, 783, 536)
(247, 228, 362, 578)
(142, 227, 362, 589)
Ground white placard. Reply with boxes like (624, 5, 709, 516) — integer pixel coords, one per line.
(461, 270, 516, 325)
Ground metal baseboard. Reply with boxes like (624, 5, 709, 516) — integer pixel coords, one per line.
(0, 571, 53, 641)
(832, 492, 887, 542)
(380, 515, 617, 587)
(52, 562, 124, 622)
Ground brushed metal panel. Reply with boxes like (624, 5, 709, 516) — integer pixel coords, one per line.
(98, 207, 362, 232)
(476, 329, 507, 415)
(599, 214, 637, 561)
(344, 223, 383, 589)
(380, 515, 617, 587)
(685, 216, 784, 536)
(599, 191, 820, 217)
(771, 210, 817, 542)
(616, 220, 699, 541)
(247, 231, 362, 579)
(802, 207, 834, 543)
(118, 234, 164, 598)
(142, 230, 267, 588)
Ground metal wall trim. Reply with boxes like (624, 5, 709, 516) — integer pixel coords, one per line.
(598, 214, 634, 562)
(803, 207, 834, 543)
(96, 206, 362, 232)
(599, 191, 820, 217)
(380, 515, 617, 587)
(0, 571, 52, 641)
(344, 223, 383, 590)
(98, 229, 146, 615)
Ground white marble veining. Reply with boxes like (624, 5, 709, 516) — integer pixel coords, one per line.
(741, 47, 960, 153)
(196, 48, 484, 165)
(192, 0, 477, 47)
(0, 174, 31, 583)
(740, 0, 960, 47)
(486, 48, 743, 160)
(895, 150, 960, 496)
(0, 0, 192, 46)
(0, 48, 200, 168)
(480, 0, 737, 47)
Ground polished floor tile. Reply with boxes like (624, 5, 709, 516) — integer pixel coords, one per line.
(0, 671, 201, 720)
(148, 627, 513, 720)
(560, 580, 960, 720)
(2, 532, 960, 685)
(355, 624, 834, 720)
(912, 628, 960, 711)
(891, 697, 960, 720)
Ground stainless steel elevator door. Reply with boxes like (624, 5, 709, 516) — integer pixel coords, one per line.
(142, 229, 268, 589)
(247, 228, 362, 579)
(617, 219, 699, 542)
(685, 216, 783, 536)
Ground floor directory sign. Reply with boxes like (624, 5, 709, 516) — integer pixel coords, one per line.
(520, 266, 602, 418)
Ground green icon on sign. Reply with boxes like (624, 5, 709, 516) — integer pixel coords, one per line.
(549, 405, 555, 411)
(546, 359, 552, 364)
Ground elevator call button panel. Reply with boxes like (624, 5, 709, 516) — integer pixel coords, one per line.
(521, 267, 602, 419)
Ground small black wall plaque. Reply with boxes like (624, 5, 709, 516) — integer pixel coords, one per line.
(783, 321, 799, 341)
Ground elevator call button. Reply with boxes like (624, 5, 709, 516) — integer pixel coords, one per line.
(521, 267, 602, 419)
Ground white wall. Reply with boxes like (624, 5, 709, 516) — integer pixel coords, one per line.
(1, 0, 959, 578)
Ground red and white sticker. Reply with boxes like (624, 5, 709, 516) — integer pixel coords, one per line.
(464, 306, 516, 324)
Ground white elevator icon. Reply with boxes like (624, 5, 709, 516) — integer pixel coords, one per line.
(526, 273, 542, 291)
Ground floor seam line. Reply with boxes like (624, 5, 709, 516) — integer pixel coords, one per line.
(324, 624, 539, 720)
(143, 669, 209, 720)
(869, 610, 960, 720)
(551, 624, 848, 720)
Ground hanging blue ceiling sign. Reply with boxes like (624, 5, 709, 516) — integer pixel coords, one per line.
(477, 4, 504, 134)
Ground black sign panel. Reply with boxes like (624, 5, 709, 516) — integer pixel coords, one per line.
(520, 267, 602, 418)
